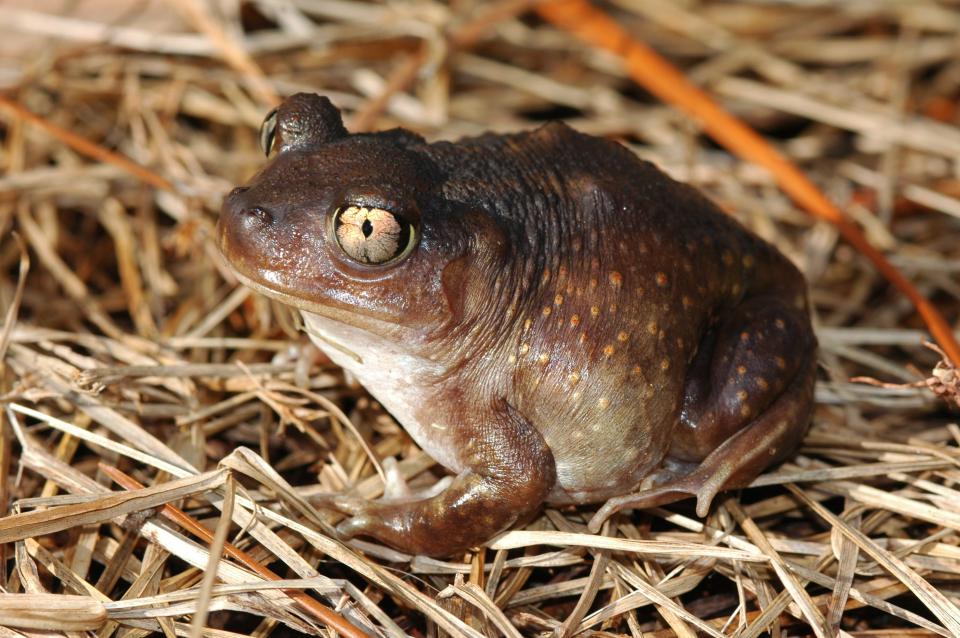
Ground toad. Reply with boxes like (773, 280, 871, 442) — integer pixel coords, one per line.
(218, 94, 816, 556)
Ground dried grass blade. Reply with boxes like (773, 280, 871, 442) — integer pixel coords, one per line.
(439, 581, 523, 638)
(170, 0, 278, 107)
(775, 564, 950, 636)
(243, 499, 488, 638)
(98, 198, 159, 338)
(557, 543, 608, 637)
(0, 470, 227, 544)
(846, 483, 960, 532)
(0, 95, 173, 191)
(99, 464, 371, 638)
(15, 202, 125, 340)
(577, 569, 724, 637)
(190, 477, 235, 638)
(727, 500, 829, 638)
(9, 404, 189, 478)
(490, 530, 764, 561)
(12, 427, 322, 630)
(23, 538, 106, 599)
(828, 507, 861, 632)
(788, 484, 960, 636)
(0, 594, 106, 631)
(5, 362, 194, 472)
(0, 233, 29, 368)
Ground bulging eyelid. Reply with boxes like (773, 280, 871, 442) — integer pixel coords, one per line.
(259, 107, 279, 156)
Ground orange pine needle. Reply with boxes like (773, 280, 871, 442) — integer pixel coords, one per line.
(536, 0, 960, 366)
(0, 95, 174, 193)
(98, 464, 367, 638)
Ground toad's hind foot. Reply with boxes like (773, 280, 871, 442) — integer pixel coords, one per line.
(588, 351, 815, 533)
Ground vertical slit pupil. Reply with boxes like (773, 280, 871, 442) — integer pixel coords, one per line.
(361, 219, 374, 238)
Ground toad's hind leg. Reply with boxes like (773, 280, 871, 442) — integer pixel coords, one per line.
(589, 296, 816, 532)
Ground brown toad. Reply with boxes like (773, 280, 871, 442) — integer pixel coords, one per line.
(218, 94, 816, 556)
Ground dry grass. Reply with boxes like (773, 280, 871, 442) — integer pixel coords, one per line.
(1, 1, 960, 636)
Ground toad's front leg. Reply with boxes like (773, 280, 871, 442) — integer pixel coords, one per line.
(318, 403, 556, 556)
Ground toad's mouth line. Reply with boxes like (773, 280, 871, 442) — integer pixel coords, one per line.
(226, 267, 366, 364)
(300, 320, 364, 365)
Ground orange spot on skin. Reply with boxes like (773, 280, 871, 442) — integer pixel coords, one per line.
(589, 277, 599, 289)
(743, 255, 755, 268)
(542, 269, 551, 283)
(609, 271, 623, 287)
(570, 314, 581, 327)
(682, 296, 693, 309)
(523, 319, 532, 332)
(554, 294, 564, 306)
(519, 344, 530, 355)
(737, 365, 747, 376)
(757, 377, 769, 390)
(537, 353, 549, 364)
(542, 306, 552, 317)
(590, 306, 600, 318)
(660, 358, 670, 371)
(558, 265, 568, 279)
(579, 333, 588, 344)
(740, 405, 752, 417)
(568, 372, 580, 384)
(740, 332, 750, 342)
(775, 318, 786, 329)
(603, 344, 615, 357)
(609, 304, 618, 314)
(647, 321, 658, 335)
(736, 390, 748, 401)
(775, 356, 787, 370)
(617, 331, 629, 342)
(508, 355, 517, 364)
(598, 397, 610, 409)
(632, 365, 642, 376)
(655, 272, 668, 287)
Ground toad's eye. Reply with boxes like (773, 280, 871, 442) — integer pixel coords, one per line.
(333, 205, 416, 265)
(259, 107, 279, 156)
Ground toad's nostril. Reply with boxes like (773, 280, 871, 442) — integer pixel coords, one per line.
(244, 206, 274, 224)
(228, 186, 249, 199)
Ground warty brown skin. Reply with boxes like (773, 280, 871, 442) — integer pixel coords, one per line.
(218, 93, 817, 556)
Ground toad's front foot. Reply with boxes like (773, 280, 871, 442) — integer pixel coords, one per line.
(315, 466, 551, 556)
(314, 403, 557, 556)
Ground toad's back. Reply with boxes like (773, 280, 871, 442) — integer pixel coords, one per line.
(218, 94, 816, 556)
(421, 125, 813, 504)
